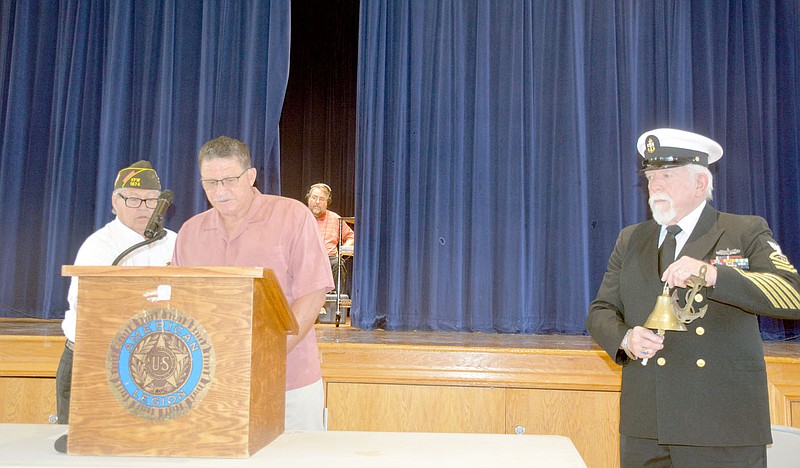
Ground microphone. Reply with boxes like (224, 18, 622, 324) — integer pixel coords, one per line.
(143, 189, 173, 239)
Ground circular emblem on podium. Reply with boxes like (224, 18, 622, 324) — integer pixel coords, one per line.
(106, 308, 215, 421)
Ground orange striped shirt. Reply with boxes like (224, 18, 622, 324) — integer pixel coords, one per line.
(315, 210, 354, 256)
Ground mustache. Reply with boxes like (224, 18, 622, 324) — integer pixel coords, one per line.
(649, 194, 672, 204)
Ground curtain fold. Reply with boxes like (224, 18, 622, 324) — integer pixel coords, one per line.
(354, 0, 800, 340)
(0, 0, 290, 318)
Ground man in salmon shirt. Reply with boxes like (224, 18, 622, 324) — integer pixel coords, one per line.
(172, 135, 334, 430)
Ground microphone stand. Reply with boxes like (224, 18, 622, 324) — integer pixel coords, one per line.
(112, 229, 167, 266)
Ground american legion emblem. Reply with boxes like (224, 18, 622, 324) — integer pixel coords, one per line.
(106, 308, 215, 421)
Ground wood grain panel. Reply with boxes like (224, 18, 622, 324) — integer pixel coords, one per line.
(326, 382, 505, 433)
(321, 344, 620, 390)
(4, 320, 800, 463)
(318, 330, 800, 467)
(0, 377, 56, 424)
(69, 276, 258, 457)
(249, 278, 289, 450)
(67, 273, 291, 458)
(766, 359, 800, 427)
(0, 335, 64, 377)
(505, 388, 619, 468)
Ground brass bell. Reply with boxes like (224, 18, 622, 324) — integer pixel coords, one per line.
(643, 284, 688, 334)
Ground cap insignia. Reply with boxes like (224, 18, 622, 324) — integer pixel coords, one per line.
(646, 136, 657, 154)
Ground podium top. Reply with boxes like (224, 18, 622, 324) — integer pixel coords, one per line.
(61, 265, 299, 337)
(62, 265, 271, 279)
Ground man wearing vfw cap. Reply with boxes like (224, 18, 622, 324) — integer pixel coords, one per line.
(587, 128, 800, 466)
(54, 160, 176, 452)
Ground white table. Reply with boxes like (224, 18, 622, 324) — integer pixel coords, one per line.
(0, 424, 586, 467)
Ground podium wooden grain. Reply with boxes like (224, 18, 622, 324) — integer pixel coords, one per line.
(61, 266, 297, 458)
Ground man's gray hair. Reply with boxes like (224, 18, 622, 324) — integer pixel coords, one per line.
(198, 135, 252, 169)
(686, 164, 714, 201)
(306, 183, 332, 198)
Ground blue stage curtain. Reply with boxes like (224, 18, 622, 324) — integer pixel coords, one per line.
(0, 0, 290, 318)
(353, 0, 800, 340)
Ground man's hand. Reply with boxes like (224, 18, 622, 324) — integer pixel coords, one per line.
(661, 256, 717, 288)
(622, 326, 665, 360)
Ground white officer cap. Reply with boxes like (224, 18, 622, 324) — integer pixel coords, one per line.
(636, 128, 723, 172)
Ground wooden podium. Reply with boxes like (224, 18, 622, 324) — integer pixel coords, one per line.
(61, 266, 298, 458)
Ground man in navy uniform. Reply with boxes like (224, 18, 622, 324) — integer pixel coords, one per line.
(587, 128, 800, 467)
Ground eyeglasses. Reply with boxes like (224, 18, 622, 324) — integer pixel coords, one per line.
(118, 194, 159, 209)
(200, 167, 251, 190)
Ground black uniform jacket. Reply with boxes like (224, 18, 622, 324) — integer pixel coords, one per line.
(587, 204, 800, 446)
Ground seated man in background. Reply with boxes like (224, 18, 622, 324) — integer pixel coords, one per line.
(55, 160, 177, 451)
(306, 183, 354, 292)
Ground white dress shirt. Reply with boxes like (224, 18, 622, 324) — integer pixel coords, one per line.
(61, 217, 176, 342)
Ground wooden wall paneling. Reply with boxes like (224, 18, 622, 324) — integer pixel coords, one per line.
(0, 377, 56, 424)
(766, 359, 800, 428)
(505, 388, 619, 468)
(0, 335, 64, 377)
(0, 332, 63, 424)
(320, 343, 621, 390)
(4, 321, 800, 464)
(326, 382, 505, 433)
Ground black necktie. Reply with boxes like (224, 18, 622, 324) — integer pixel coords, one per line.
(659, 225, 682, 276)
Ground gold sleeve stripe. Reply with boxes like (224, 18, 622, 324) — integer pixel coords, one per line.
(745, 274, 789, 309)
(772, 257, 794, 266)
(731, 269, 800, 309)
(772, 258, 793, 266)
(752, 276, 796, 309)
(741, 275, 785, 308)
(776, 264, 798, 274)
(752, 273, 800, 309)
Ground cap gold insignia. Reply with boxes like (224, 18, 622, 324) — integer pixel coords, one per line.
(646, 136, 656, 154)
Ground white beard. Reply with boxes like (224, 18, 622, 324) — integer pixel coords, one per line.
(649, 194, 677, 226)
